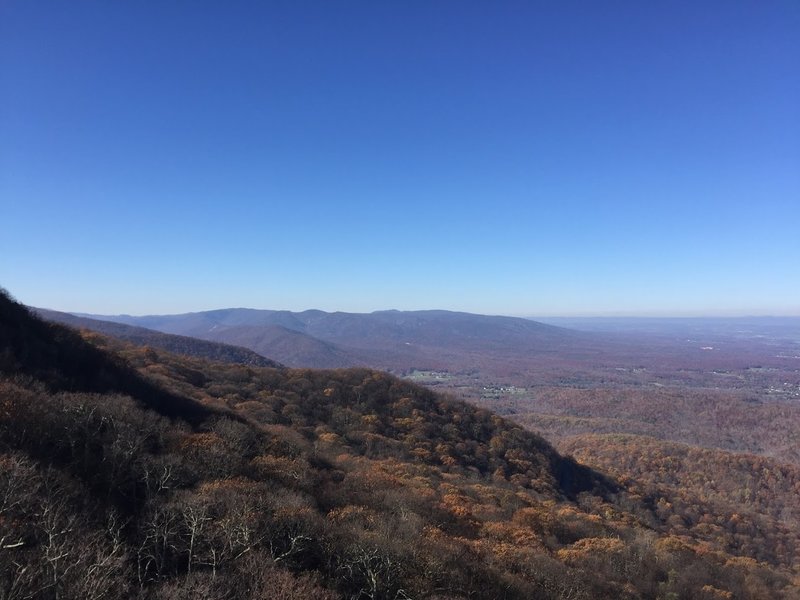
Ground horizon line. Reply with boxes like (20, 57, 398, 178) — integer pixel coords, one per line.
(42, 305, 800, 321)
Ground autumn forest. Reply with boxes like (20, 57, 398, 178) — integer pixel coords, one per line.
(1, 289, 800, 599)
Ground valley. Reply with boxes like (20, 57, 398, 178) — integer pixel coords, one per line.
(58, 307, 800, 463)
(18, 297, 800, 597)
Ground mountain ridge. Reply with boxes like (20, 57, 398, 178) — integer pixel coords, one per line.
(70, 307, 591, 370)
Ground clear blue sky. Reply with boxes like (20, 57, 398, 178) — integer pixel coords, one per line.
(2, 1, 798, 316)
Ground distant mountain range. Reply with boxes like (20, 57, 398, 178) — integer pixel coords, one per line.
(66, 308, 590, 370)
(41, 307, 791, 377)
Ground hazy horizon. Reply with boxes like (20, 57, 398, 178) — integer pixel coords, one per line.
(3, 2, 798, 317)
(33, 300, 800, 321)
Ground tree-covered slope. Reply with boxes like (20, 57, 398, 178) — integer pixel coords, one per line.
(35, 308, 283, 368)
(0, 290, 217, 422)
(1, 288, 797, 599)
(561, 434, 800, 570)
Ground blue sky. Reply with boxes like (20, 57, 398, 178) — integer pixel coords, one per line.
(2, 1, 798, 316)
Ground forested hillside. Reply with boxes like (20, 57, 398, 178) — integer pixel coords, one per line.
(510, 386, 800, 465)
(563, 435, 800, 570)
(36, 309, 282, 368)
(1, 289, 798, 599)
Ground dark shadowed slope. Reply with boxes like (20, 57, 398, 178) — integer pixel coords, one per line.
(36, 308, 283, 368)
(0, 289, 220, 423)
